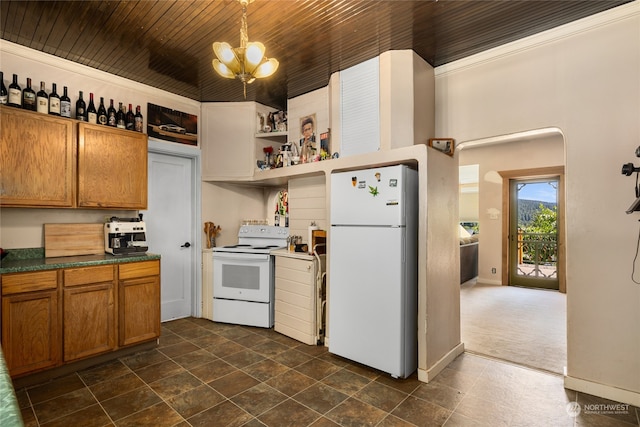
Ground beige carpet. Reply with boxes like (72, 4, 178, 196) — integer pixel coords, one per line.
(460, 280, 566, 374)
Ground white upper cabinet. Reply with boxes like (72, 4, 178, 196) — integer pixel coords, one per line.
(201, 102, 287, 181)
(201, 102, 258, 180)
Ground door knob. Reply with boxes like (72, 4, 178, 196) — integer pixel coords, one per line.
(181, 242, 191, 248)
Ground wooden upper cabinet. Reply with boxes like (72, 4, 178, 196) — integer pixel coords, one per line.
(0, 106, 76, 207)
(77, 123, 148, 209)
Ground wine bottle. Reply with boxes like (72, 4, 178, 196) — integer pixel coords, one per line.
(116, 102, 126, 129)
(125, 103, 135, 130)
(60, 86, 71, 118)
(8, 74, 21, 107)
(48, 83, 60, 116)
(0, 72, 7, 105)
(36, 81, 49, 114)
(87, 92, 97, 124)
(107, 99, 117, 127)
(134, 105, 143, 132)
(22, 78, 36, 111)
(97, 97, 107, 125)
(76, 91, 86, 121)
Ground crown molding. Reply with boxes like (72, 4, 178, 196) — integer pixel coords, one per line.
(435, 1, 640, 76)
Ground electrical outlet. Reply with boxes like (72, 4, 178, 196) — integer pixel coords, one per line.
(491, 267, 497, 274)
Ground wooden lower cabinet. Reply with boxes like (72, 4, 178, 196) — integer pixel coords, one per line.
(63, 265, 116, 362)
(118, 260, 161, 347)
(0, 259, 160, 378)
(1, 270, 61, 377)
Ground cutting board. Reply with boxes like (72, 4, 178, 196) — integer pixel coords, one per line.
(44, 223, 104, 258)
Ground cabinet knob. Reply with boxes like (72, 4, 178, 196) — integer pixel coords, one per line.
(307, 265, 311, 270)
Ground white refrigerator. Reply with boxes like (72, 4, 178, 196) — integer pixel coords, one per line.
(329, 164, 418, 378)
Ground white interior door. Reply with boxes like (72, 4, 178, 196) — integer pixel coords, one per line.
(142, 151, 194, 321)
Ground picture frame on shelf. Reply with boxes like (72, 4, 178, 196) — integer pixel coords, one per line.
(299, 113, 317, 162)
(428, 138, 455, 156)
(320, 129, 331, 160)
(257, 110, 287, 134)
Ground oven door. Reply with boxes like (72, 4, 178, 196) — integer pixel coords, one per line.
(213, 252, 272, 302)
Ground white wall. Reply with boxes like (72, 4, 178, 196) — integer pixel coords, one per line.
(380, 50, 435, 149)
(459, 136, 564, 283)
(287, 87, 330, 152)
(204, 88, 332, 243)
(0, 40, 200, 249)
(200, 182, 267, 247)
(0, 41, 199, 137)
(436, 2, 640, 403)
(288, 176, 326, 242)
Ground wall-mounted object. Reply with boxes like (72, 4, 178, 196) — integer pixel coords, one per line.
(621, 145, 640, 213)
(428, 138, 455, 157)
(147, 103, 197, 146)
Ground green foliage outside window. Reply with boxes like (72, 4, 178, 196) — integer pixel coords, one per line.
(520, 204, 557, 264)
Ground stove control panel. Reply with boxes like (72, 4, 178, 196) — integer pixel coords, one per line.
(239, 225, 289, 239)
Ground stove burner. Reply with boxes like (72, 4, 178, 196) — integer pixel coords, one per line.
(251, 246, 272, 250)
(222, 244, 251, 248)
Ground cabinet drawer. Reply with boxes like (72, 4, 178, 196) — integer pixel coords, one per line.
(2, 270, 58, 295)
(276, 256, 314, 273)
(64, 265, 115, 287)
(118, 260, 160, 280)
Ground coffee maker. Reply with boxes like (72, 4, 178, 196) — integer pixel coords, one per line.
(104, 216, 148, 255)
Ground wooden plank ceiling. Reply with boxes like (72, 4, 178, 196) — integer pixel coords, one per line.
(0, 0, 631, 110)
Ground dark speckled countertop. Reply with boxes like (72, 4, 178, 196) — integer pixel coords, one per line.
(0, 248, 160, 274)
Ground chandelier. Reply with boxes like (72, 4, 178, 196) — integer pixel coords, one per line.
(212, 0, 279, 99)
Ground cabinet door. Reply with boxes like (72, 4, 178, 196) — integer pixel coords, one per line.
(201, 102, 256, 180)
(1, 291, 61, 376)
(119, 261, 160, 346)
(0, 106, 76, 207)
(77, 123, 148, 209)
(1, 275, 61, 377)
(63, 265, 116, 361)
(274, 256, 316, 345)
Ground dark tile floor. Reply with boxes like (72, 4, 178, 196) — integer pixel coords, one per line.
(13, 317, 640, 427)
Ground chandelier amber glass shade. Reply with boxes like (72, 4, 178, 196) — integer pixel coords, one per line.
(212, 0, 279, 98)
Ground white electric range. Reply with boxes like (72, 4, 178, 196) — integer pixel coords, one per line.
(212, 224, 289, 328)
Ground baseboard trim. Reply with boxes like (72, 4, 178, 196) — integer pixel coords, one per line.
(476, 278, 502, 285)
(418, 342, 465, 383)
(564, 375, 640, 407)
